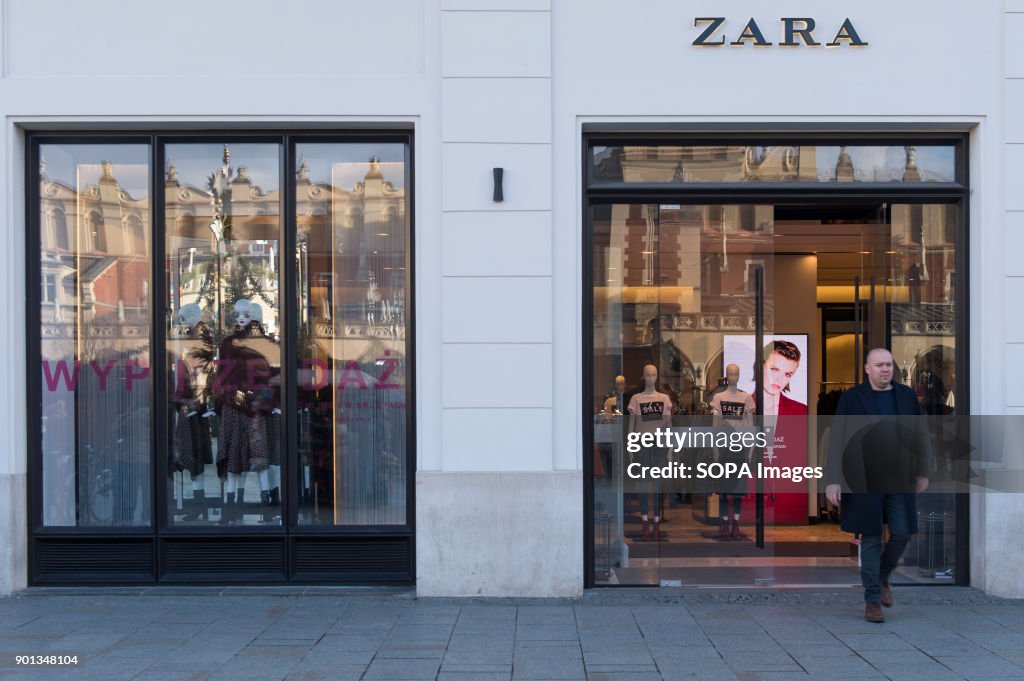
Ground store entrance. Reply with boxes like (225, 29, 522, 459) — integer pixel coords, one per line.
(588, 186, 964, 588)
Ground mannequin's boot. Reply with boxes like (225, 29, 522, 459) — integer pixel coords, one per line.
(652, 519, 661, 541)
(719, 518, 730, 540)
(183, 489, 205, 521)
(219, 492, 236, 525)
(259, 490, 274, 523)
(641, 520, 651, 541)
(731, 519, 742, 540)
(269, 487, 281, 506)
(237, 487, 250, 522)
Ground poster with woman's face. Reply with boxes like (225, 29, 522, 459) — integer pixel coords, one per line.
(722, 334, 809, 409)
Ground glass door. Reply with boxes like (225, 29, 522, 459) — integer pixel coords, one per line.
(586, 138, 968, 589)
(590, 203, 777, 586)
(590, 199, 964, 587)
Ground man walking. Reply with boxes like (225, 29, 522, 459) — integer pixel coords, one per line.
(825, 348, 931, 623)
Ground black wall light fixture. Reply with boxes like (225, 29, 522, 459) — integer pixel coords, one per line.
(493, 167, 504, 202)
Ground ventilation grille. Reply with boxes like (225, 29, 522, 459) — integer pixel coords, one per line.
(35, 539, 153, 582)
(294, 538, 411, 580)
(162, 539, 285, 579)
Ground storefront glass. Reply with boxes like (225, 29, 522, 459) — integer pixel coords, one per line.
(587, 138, 967, 588)
(31, 132, 414, 584)
(591, 203, 779, 585)
(165, 143, 282, 527)
(294, 143, 409, 526)
(591, 145, 959, 185)
(38, 143, 153, 528)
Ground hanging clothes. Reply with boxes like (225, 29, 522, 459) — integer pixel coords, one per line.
(169, 339, 213, 479)
(214, 327, 280, 479)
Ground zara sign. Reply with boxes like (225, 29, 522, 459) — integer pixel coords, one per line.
(693, 17, 867, 47)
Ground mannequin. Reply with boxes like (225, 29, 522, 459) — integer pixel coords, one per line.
(709, 364, 755, 540)
(170, 303, 213, 521)
(246, 302, 282, 507)
(602, 375, 627, 415)
(627, 364, 673, 541)
(215, 299, 281, 523)
(596, 375, 628, 480)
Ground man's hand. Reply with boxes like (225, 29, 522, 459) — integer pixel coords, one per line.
(825, 484, 841, 507)
(915, 476, 929, 494)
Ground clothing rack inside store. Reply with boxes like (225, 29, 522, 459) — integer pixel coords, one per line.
(816, 381, 856, 416)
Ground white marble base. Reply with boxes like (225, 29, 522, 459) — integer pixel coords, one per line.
(416, 470, 583, 597)
(0, 473, 27, 594)
(978, 493, 1024, 597)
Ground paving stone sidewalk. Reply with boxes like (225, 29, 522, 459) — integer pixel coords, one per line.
(2, 587, 1024, 680)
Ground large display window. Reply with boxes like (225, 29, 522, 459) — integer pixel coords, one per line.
(584, 135, 969, 589)
(28, 132, 414, 584)
(37, 145, 153, 530)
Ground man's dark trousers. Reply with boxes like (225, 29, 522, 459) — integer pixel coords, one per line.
(859, 493, 913, 604)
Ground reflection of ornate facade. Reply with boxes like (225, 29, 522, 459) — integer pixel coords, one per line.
(599, 144, 953, 184)
(610, 145, 819, 183)
(296, 158, 407, 347)
(42, 155, 407, 348)
(40, 161, 150, 339)
(165, 159, 281, 335)
(599, 148, 956, 337)
(39, 160, 153, 528)
(594, 150, 958, 416)
(293, 158, 408, 526)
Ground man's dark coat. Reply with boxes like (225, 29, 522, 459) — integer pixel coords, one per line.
(825, 381, 933, 536)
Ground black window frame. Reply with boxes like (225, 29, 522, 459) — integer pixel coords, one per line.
(26, 129, 417, 585)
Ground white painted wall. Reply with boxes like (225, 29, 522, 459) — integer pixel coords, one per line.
(985, 3, 1024, 598)
(420, 0, 582, 597)
(0, 0, 1019, 596)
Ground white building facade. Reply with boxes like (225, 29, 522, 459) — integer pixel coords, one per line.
(1, 0, 1022, 597)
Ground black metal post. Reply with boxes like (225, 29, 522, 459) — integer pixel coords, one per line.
(869, 274, 876, 353)
(754, 265, 765, 549)
(854, 275, 861, 385)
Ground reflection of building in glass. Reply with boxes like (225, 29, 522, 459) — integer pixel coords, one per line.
(297, 157, 407, 336)
(596, 145, 956, 184)
(39, 158, 152, 528)
(595, 203, 774, 414)
(40, 160, 150, 332)
(294, 157, 408, 526)
(164, 159, 281, 335)
(890, 203, 957, 411)
(595, 196, 956, 417)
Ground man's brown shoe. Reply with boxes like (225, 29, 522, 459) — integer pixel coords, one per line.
(865, 603, 885, 623)
(880, 580, 893, 608)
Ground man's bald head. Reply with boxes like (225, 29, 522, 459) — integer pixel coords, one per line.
(864, 348, 894, 390)
(865, 348, 892, 364)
